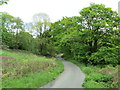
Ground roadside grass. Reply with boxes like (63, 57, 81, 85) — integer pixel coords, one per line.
(69, 60, 119, 88)
(1, 50, 64, 88)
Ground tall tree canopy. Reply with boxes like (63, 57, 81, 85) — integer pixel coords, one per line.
(1, 12, 24, 49)
(50, 4, 120, 65)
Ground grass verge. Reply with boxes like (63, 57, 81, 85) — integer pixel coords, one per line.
(69, 60, 119, 88)
(1, 50, 64, 88)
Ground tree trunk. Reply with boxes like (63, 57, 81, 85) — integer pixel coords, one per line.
(93, 39, 98, 52)
(88, 41, 93, 55)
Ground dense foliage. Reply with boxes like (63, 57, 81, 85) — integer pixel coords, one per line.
(1, 12, 55, 56)
(50, 4, 120, 65)
(70, 60, 119, 88)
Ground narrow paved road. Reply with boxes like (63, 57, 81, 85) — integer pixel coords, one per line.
(41, 58, 85, 88)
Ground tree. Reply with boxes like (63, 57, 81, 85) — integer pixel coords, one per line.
(30, 13, 55, 56)
(1, 12, 14, 48)
(17, 32, 34, 51)
(79, 4, 120, 65)
(32, 13, 50, 37)
(1, 12, 24, 49)
(80, 4, 119, 54)
(50, 4, 120, 65)
(12, 17, 24, 34)
(50, 16, 84, 58)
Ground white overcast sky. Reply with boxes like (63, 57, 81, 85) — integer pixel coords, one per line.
(0, 0, 119, 23)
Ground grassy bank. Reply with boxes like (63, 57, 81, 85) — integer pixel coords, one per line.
(1, 50, 64, 88)
(69, 60, 119, 88)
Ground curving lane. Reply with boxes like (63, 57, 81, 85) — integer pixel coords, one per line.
(40, 58, 85, 88)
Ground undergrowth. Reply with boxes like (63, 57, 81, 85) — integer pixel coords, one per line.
(69, 60, 119, 88)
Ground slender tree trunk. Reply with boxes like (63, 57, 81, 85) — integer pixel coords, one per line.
(93, 39, 98, 52)
(88, 41, 93, 55)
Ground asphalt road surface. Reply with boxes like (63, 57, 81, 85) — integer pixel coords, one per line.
(41, 58, 85, 88)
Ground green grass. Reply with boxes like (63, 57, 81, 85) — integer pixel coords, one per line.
(1, 50, 64, 88)
(69, 60, 119, 88)
(1, 49, 52, 61)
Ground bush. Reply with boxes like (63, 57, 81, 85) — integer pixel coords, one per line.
(99, 65, 119, 88)
(85, 73, 113, 83)
(70, 59, 119, 88)
(82, 67, 92, 75)
(83, 73, 113, 88)
(83, 80, 108, 88)
(88, 46, 119, 65)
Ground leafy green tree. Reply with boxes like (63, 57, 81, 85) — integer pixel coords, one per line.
(1, 12, 24, 49)
(50, 16, 84, 54)
(1, 12, 14, 48)
(79, 4, 120, 65)
(42, 30, 56, 56)
(80, 4, 119, 54)
(50, 4, 120, 65)
(30, 13, 55, 56)
(16, 32, 34, 51)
